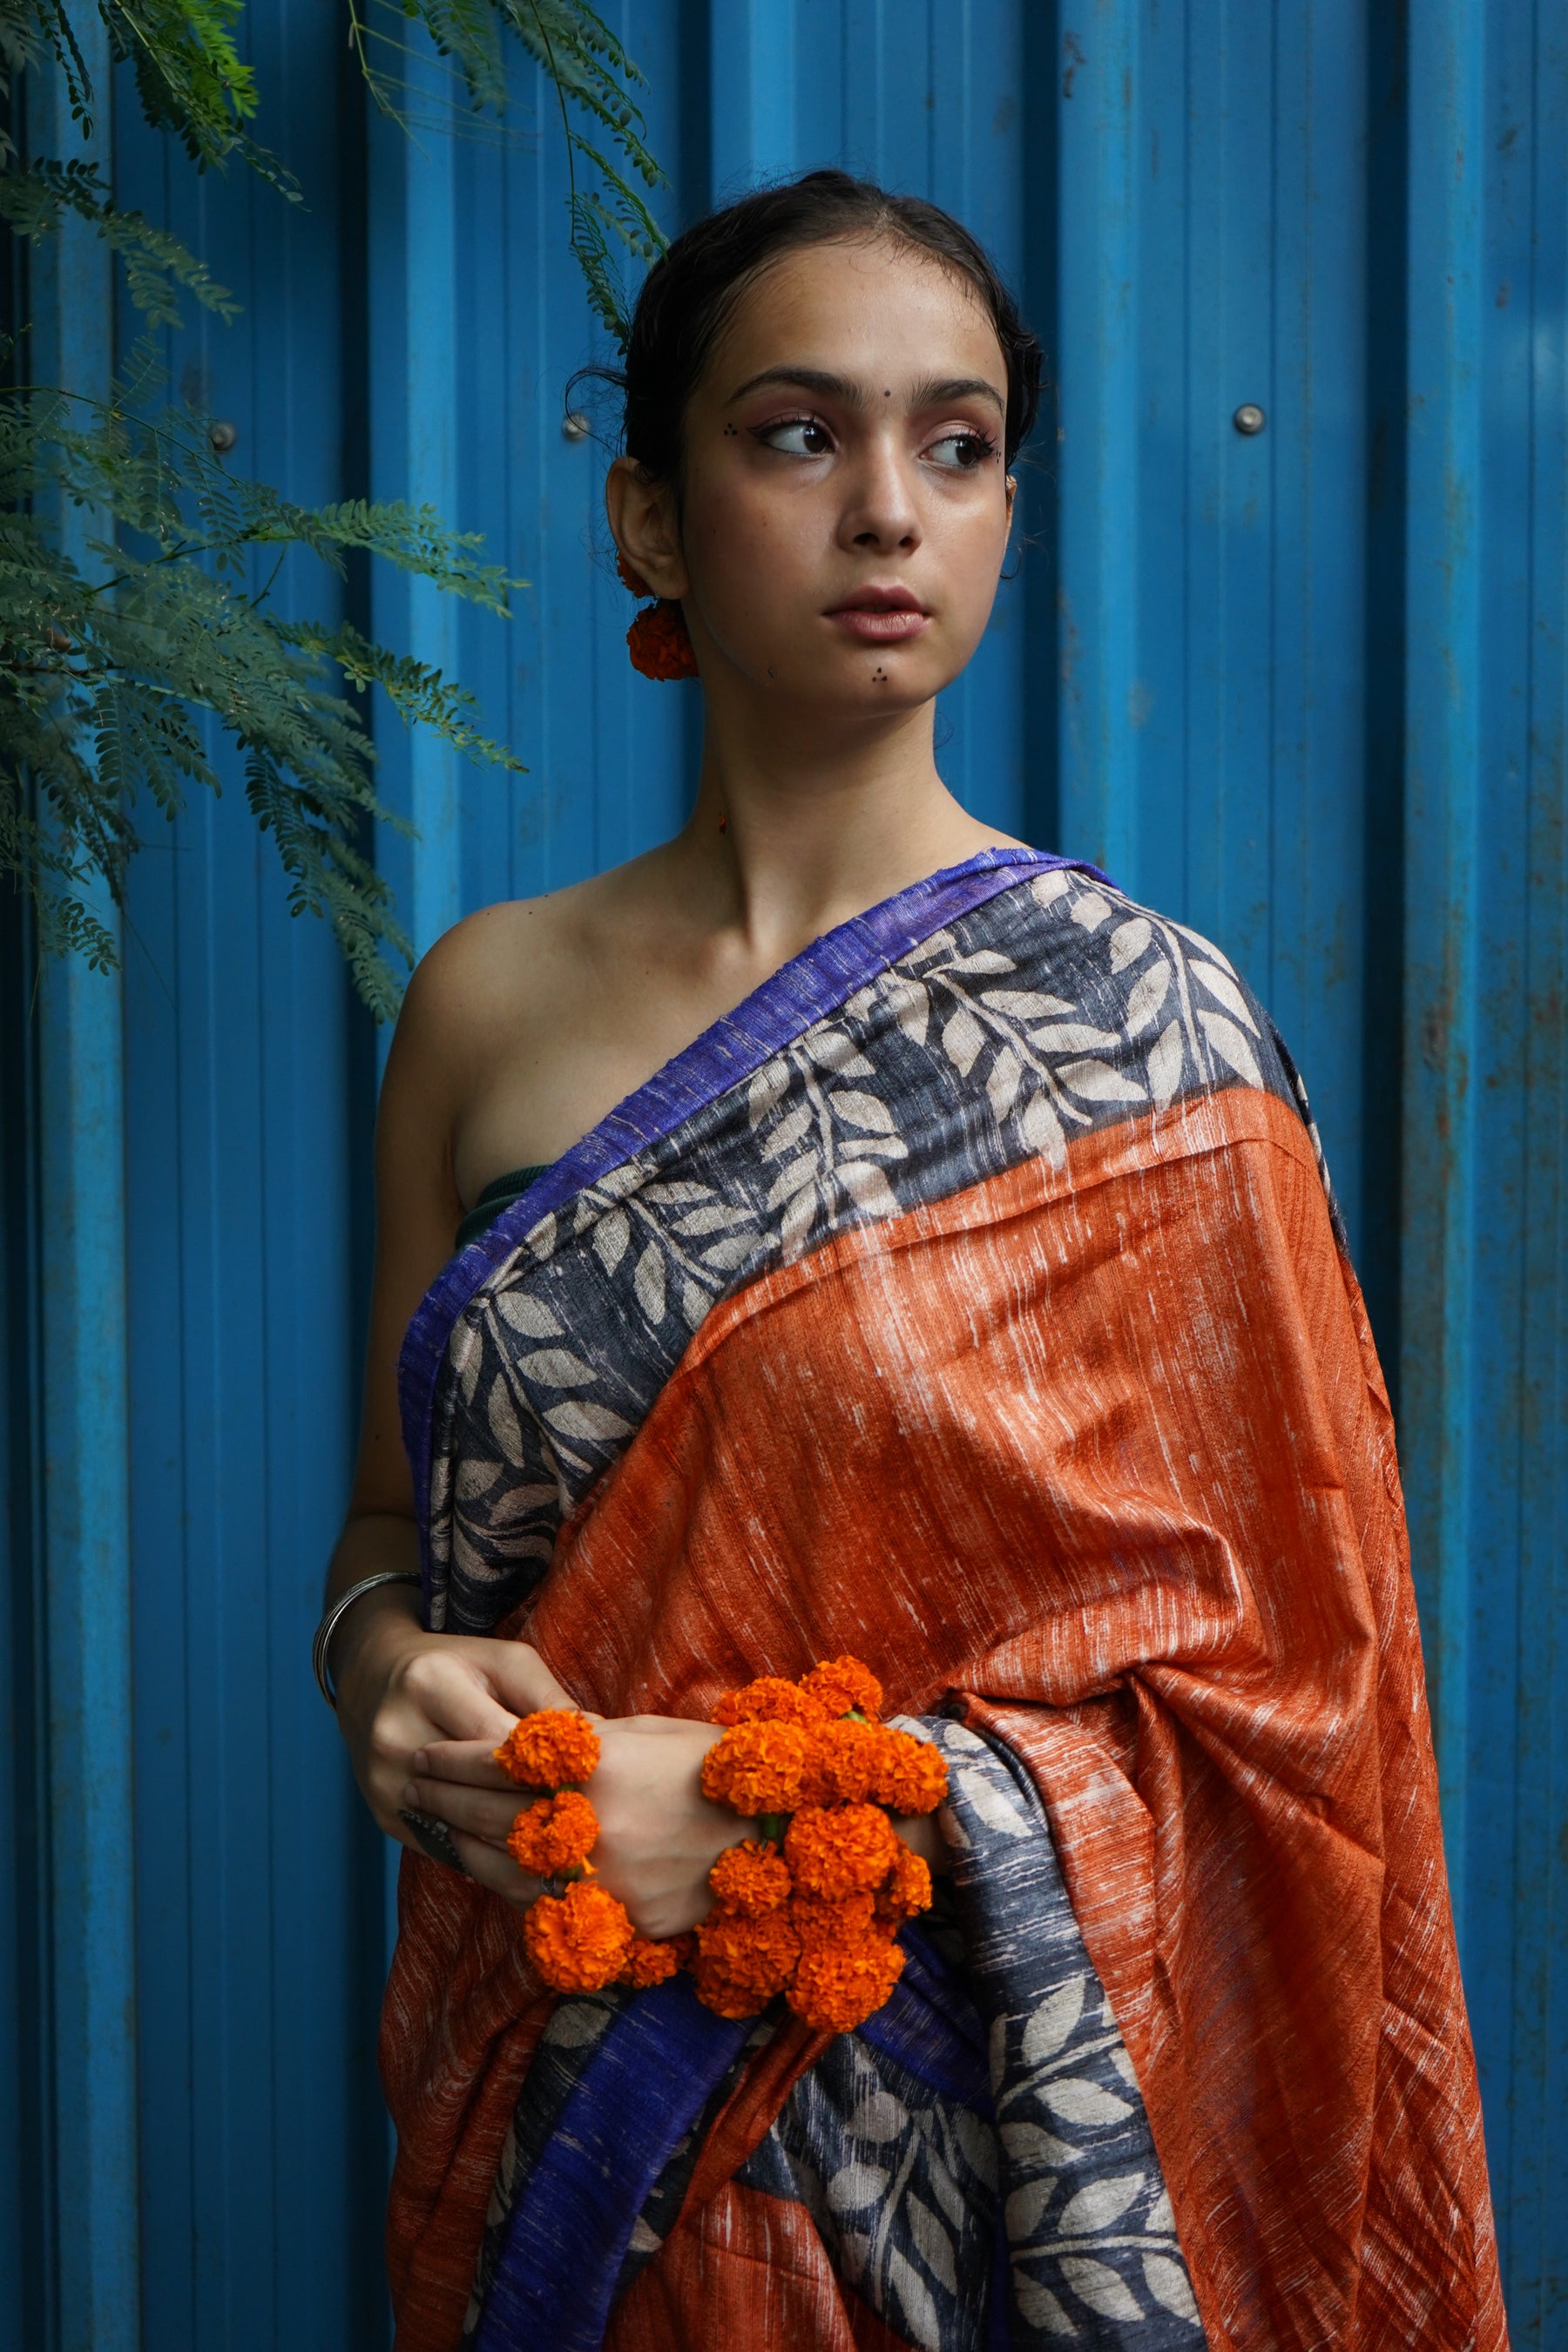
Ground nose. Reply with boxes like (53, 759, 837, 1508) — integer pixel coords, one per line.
(837, 429, 923, 556)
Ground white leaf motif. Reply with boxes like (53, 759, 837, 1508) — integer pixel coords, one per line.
(781, 1186, 818, 1259)
(829, 1088, 896, 1134)
(761, 1103, 814, 1159)
(496, 1291, 563, 1339)
(840, 1134, 909, 1162)
(1147, 1019, 1185, 1109)
(1020, 1090, 1067, 1166)
(943, 950, 1016, 975)
(679, 1279, 708, 1327)
(837, 1159, 901, 1220)
(701, 1234, 753, 1274)
(545, 2001, 614, 2048)
(1057, 1058, 1147, 1104)
(882, 974, 929, 1043)
(1198, 1006, 1264, 1087)
(826, 2162, 888, 2214)
(1144, 2188, 1175, 2233)
(982, 990, 1074, 1017)
(485, 1376, 525, 1468)
(639, 1179, 711, 1204)
(1192, 959, 1260, 1033)
(1125, 962, 1171, 1037)
(672, 1204, 743, 1237)
(907, 2192, 957, 2292)
(1004, 2178, 1056, 2239)
(1031, 869, 1071, 909)
(1000, 2121, 1076, 2169)
(544, 1399, 636, 1443)
(956, 1764, 1031, 1836)
(942, 1008, 984, 1076)
(767, 1152, 820, 1210)
(1060, 2255, 1144, 2321)
(1109, 916, 1152, 970)
(1142, 2253, 1200, 2321)
(1028, 1022, 1122, 1052)
(525, 1212, 557, 1260)
(1071, 889, 1112, 931)
(633, 1242, 666, 1324)
(806, 1030, 875, 1076)
(987, 1044, 1023, 1123)
(1044, 2078, 1134, 2126)
(1012, 2271, 1074, 2335)
(955, 2105, 999, 2187)
(517, 1348, 597, 1389)
(1058, 2173, 1145, 2235)
(927, 2151, 967, 2227)
(848, 2090, 907, 2143)
(887, 2247, 942, 2350)
(748, 1059, 789, 1127)
(1022, 1975, 1085, 2066)
(591, 1208, 630, 1274)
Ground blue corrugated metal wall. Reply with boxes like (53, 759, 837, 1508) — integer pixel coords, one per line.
(2, 4, 1562, 2346)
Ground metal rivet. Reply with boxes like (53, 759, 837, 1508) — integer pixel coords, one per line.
(1233, 403, 1266, 436)
(562, 410, 591, 441)
(208, 419, 238, 454)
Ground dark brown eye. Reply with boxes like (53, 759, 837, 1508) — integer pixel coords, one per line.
(758, 417, 835, 456)
(927, 430, 995, 472)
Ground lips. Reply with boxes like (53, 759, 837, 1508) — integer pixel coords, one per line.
(825, 589, 931, 644)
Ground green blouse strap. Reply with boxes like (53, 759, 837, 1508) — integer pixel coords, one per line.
(454, 1164, 551, 1254)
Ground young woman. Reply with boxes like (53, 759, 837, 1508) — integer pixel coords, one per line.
(319, 173, 1504, 2352)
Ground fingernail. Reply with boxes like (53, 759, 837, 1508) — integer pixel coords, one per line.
(412, 1749, 429, 1773)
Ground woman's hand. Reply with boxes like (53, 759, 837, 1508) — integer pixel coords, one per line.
(407, 1714, 752, 1936)
(334, 1590, 575, 1848)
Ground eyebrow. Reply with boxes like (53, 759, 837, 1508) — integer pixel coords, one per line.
(725, 365, 1005, 417)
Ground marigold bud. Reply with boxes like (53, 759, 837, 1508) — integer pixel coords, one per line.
(505, 1789, 598, 1876)
(692, 1905, 801, 2017)
(707, 1839, 792, 1916)
(494, 1708, 601, 1790)
(624, 1936, 683, 1989)
(801, 1655, 884, 1721)
(865, 1729, 949, 1816)
(712, 1675, 828, 1732)
(787, 1935, 906, 2035)
(800, 1718, 882, 1805)
(700, 1720, 809, 1817)
(789, 1890, 877, 1950)
(875, 1843, 934, 1928)
(785, 1802, 899, 1898)
(524, 1881, 634, 1992)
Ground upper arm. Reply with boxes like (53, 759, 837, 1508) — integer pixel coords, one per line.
(348, 933, 478, 1524)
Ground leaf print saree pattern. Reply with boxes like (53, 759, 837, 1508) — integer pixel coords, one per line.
(385, 850, 1504, 2352)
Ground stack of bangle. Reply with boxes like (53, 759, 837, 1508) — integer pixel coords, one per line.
(312, 1569, 422, 1707)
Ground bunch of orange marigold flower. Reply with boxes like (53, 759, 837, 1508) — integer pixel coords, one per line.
(493, 1655, 948, 2036)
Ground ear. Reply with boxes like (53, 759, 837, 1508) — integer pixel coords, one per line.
(605, 456, 688, 600)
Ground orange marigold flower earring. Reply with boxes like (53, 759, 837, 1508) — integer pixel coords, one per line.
(616, 548, 699, 681)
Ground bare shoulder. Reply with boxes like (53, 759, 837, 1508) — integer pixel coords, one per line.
(391, 866, 635, 1074)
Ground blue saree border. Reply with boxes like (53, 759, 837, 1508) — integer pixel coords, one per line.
(470, 1973, 754, 2352)
(396, 846, 1102, 1566)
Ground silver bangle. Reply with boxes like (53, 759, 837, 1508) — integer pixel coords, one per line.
(313, 1569, 422, 1708)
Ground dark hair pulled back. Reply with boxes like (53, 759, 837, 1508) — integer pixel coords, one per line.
(591, 169, 1042, 478)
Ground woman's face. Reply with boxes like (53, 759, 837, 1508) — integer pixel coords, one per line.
(626, 236, 1015, 715)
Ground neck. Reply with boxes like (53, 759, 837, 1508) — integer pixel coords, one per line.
(666, 681, 1022, 965)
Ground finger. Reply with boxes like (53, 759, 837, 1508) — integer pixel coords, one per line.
(413, 1736, 517, 1788)
(404, 1775, 527, 1842)
(452, 1827, 539, 1909)
(481, 1642, 577, 1717)
(399, 1651, 522, 1747)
